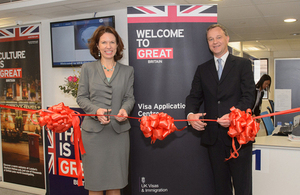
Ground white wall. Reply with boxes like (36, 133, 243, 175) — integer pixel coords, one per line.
(40, 9, 128, 108)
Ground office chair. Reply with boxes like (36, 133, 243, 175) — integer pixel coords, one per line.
(261, 111, 275, 135)
(269, 100, 274, 111)
(266, 99, 274, 123)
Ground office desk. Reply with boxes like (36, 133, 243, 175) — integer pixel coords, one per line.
(253, 136, 300, 195)
(255, 135, 300, 148)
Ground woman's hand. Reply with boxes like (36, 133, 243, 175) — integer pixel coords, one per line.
(115, 109, 128, 122)
(97, 108, 111, 124)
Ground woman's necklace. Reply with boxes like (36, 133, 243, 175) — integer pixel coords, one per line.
(102, 63, 115, 72)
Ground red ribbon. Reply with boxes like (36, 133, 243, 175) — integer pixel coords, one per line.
(140, 112, 186, 143)
(226, 107, 259, 160)
(2, 102, 300, 181)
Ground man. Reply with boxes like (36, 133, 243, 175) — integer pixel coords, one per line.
(185, 24, 255, 195)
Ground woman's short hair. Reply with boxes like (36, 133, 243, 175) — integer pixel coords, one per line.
(88, 26, 124, 61)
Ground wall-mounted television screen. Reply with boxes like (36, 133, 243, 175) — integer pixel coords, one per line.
(50, 15, 115, 67)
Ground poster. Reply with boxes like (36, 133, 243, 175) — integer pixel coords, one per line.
(47, 107, 88, 195)
(127, 5, 217, 194)
(0, 24, 45, 189)
(274, 89, 291, 111)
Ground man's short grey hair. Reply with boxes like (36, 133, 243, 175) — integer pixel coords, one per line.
(206, 24, 229, 36)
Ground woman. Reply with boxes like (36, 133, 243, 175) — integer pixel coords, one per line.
(76, 26, 135, 195)
(252, 74, 271, 116)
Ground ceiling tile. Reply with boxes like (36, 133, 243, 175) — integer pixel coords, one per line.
(256, 1, 300, 17)
(218, 5, 261, 19)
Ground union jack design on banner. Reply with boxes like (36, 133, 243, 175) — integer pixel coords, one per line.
(0, 24, 39, 42)
(127, 5, 217, 23)
(47, 130, 57, 175)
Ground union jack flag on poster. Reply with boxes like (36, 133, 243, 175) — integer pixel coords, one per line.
(0, 24, 39, 42)
(47, 130, 57, 175)
(127, 5, 217, 23)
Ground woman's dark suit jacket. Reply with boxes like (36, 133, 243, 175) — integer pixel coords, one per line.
(77, 60, 135, 133)
(252, 88, 264, 116)
(185, 54, 255, 147)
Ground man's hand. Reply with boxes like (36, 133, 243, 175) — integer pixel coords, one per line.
(188, 113, 207, 131)
(217, 113, 230, 127)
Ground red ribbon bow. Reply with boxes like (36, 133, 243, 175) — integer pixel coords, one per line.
(38, 103, 73, 133)
(226, 107, 259, 160)
(140, 112, 186, 143)
(38, 102, 86, 186)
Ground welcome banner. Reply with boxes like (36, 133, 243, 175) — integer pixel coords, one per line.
(127, 5, 217, 194)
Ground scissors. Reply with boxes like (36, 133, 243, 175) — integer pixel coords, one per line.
(199, 113, 204, 122)
(106, 108, 109, 120)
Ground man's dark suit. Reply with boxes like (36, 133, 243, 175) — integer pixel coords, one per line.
(185, 54, 255, 195)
